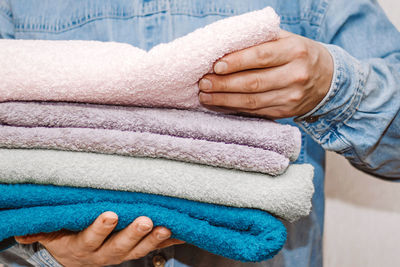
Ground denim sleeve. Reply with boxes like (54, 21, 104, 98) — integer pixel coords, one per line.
(0, 243, 63, 267)
(295, 0, 400, 179)
(0, 0, 14, 38)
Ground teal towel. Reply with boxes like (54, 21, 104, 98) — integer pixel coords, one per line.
(0, 184, 286, 262)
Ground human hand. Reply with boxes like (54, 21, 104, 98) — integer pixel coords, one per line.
(15, 212, 185, 267)
(198, 30, 333, 119)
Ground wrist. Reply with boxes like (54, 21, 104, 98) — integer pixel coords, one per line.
(295, 43, 367, 150)
(298, 41, 335, 119)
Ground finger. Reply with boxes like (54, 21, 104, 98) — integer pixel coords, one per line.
(213, 35, 293, 74)
(235, 106, 294, 119)
(278, 30, 293, 39)
(125, 227, 171, 260)
(73, 211, 118, 252)
(156, 239, 186, 249)
(199, 67, 290, 93)
(15, 230, 71, 245)
(199, 87, 298, 110)
(15, 233, 49, 244)
(97, 216, 153, 258)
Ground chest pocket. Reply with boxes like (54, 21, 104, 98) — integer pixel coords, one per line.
(9, 0, 284, 49)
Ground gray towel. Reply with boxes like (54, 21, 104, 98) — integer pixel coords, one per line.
(0, 148, 314, 222)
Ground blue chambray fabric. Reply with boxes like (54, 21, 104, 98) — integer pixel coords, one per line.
(0, 0, 399, 266)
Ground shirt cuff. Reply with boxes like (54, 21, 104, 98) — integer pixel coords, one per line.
(29, 243, 63, 267)
(294, 43, 368, 151)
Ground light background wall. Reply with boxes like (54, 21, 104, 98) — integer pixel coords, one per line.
(323, 1, 400, 266)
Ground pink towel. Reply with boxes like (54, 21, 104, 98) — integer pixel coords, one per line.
(0, 7, 279, 109)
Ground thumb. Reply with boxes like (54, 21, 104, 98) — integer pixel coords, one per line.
(15, 233, 49, 244)
(15, 230, 70, 245)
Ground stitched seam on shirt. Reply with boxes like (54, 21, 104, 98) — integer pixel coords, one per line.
(13, 11, 233, 33)
(280, 0, 329, 27)
(37, 247, 62, 267)
(13, 1, 240, 34)
(0, 6, 12, 23)
(320, 54, 366, 149)
(280, 16, 319, 26)
(330, 61, 366, 126)
(316, 47, 364, 131)
(336, 66, 397, 172)
(15, 4, 326, 34)
(314, 0, 330, 41)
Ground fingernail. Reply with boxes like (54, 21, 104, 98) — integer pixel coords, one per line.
(137, 223, 152, 232)
(157, 230, 170, 240)
(199, 78, 212, 91)
(199, 93, 212, 104)
(103, 216, 118, 226)
(214, 61, 228, 74)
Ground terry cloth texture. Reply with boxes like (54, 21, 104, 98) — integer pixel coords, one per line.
(0, 7, 279, 109)
(0, 102, 301, 161)
(0, 184, 287, 262)
(0, 149, 314, 222)
(0, 125, 289, 175)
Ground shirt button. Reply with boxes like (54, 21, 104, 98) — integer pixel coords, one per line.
(304, 116, 319, 123)
(152, 255, 166, 267)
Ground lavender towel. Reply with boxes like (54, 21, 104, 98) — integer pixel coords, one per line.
(0, 102, 301, 175)
(0, 102, 300, 160)
(0, 148, 314, 222)
(0, 125, 288, 175)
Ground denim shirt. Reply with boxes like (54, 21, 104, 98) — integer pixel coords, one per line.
(0, 0, 399, 267)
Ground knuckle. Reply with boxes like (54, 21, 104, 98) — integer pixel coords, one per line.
(245, 76, 261, 92)
(127, 229, 144, 242)
(235, 54, 246, 69)
(255, 46, 271, 65)
(289, 90, 304, 103)
(293, 43, 308, 59)
(294, 68, 310, 84)
(112, 244, 128, 255)
(82, 239, 100, 250)
(242, 95, 259, 110)
(73, 250, 88, 259)
(218, 78, 228, 91)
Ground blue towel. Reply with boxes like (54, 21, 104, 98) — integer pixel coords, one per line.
(0, 184, 286, 262)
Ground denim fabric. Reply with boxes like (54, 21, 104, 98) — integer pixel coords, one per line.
(0, 0, 399, 266)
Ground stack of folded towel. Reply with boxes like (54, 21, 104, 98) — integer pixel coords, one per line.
(0, 7, 314, 262)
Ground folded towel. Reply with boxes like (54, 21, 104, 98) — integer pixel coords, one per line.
(0, 125, 289, 175)
(0, 184, 286, 262)
(0, 149, 314, 222)
(0, 7, 279, 109)
(0, 102, 301, 161)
